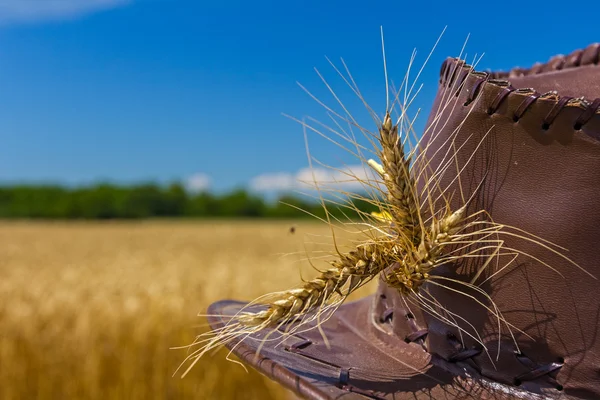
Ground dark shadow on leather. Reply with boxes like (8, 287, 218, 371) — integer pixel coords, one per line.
(527, 121, 575, 147)
(515, 266, 600, 399)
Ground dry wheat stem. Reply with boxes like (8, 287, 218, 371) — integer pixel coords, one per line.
(183, 30, 595, 387)
(238, 237, 397, 328)
(378, 113, 422, 244)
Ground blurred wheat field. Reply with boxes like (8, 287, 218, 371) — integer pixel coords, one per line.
(0, 220, 375, 399)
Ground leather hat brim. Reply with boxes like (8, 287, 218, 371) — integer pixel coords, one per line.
(207, 297, 534, 399)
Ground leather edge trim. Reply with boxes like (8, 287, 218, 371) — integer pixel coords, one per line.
(438, 55, 600, 141)
(207, 301, 336, 400)
(486, 43, 600, 78)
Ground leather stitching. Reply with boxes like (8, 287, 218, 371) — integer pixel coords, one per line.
(283, 334, 386, 399)
(378, 306, 429, 350)
(445, 332, 482, 373)
(441, 49, 600, 133)
(542, 96, 574, 130)
(513, 92, 541, 120)
(441, 332, 565, 391)
(514, 351, 564, 391)
(486, 43, 600, 78)
(463, 76, 487, 106)
(575, 98, 600, 129)
(487, 86, 516, 115)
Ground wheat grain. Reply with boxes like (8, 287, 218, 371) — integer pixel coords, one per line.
(377, 112, 422, 243)
(239, 237, 396, 328)
(186, 29, 595, 384)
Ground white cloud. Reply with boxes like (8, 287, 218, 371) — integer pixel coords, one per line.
(250, 172, 295, 192)
(185, 173, 211, 193)
(250, 164, 377, 193)
(0, 0, 131, 23)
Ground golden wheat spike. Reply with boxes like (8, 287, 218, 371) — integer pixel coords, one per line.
(237, 237, 396, 328)
(182, 30, 593, 388)
(377, 112, 422, 243)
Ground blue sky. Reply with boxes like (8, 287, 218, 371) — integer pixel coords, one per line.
(0, 0, 598, 193)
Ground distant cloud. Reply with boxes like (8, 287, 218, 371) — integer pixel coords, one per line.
(250, 172, 296, 192)
(185, 173, 211, 193)
(0, 0, 131, 24)
(250, 164, 377, 193)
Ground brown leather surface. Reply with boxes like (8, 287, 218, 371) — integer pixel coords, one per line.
(422, 53, 600, 399)
(508, 64, 600, 99)
(207, 45, 600, 399)
(208, 299, 551, 399)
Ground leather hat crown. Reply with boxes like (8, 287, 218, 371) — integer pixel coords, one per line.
(205, 42, 600, 400)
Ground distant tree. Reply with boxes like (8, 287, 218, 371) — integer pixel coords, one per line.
(0, 183, 378, 220)
(186, 191, 219, 217)
(77, 184, 124, 219)
(165, 183, 188, 216)
(218, 189, 266, 217)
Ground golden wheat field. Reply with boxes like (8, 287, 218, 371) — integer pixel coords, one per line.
(0, 219, 375, 399)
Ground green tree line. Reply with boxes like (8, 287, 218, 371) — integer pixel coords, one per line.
(0, 184, 378, 220)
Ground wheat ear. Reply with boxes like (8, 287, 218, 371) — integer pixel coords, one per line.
(239, 237, 396, 327)
(376, 112, 421, 244)
(383, 205, 466, 295)
(181, 30, 595, 382)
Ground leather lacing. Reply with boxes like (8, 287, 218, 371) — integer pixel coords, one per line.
(439, 47, 600, 133)
(542, 95, 574, 130)
(513, 91, 541, 121)
(442, 332, 565, 391)
(513, 351, 564, 390)
(377, 306, 564, 391)
(279, 305, 432, 399)
(445, 332, 483, 373)
(486, 90, 600, 132)
(486, 85, 516, 115)
(440, 58, 472, 99)
(276, 46, 598, 395)
(379, 307, 429, 350)
(284, 336, 385, 399)
(462, 76, 486, 107)
(281, 307, 565, 395)
(487, 43, 600, 79)
(337, 368, 385, 400)
(575, 98, 600, 130)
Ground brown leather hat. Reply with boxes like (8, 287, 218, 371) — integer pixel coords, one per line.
(207, 43, 600, 399)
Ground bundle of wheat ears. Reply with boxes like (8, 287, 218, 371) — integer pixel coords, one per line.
(175, 29, 594, 377)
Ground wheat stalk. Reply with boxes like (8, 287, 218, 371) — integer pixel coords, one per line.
(237, 237, 397, 328)
(375, 113, 421, 243)
(179, 28, 595, 381)
(235, 111, 468, 330)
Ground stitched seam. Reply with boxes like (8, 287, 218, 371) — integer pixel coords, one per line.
(488, 43, 600, 78)
(440, 56, 600, 131)
(514, 351, 564, 390)
(377, 306, 429, 350)
(444, 334, 565, 391)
